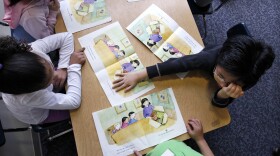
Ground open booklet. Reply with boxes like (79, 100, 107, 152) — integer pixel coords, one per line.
(93, 88, 187, 156)
(60, 0, 112, 33)
(127, 4, 204, 78)
(79, 22, 155, 106)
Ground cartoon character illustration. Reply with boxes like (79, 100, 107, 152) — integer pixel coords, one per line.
(74, 0, 97, 16)
(103, 36, 126, 59)
(150, 110, 168, 125)
(121, 117, 129, 129)
(163, 43, 184, 58)
(121, 60, 140, 73)
(128, 112, 138, 125)
(141, 98, 154, 118)
(112, 122, 121, 134)
(146, 20, 163, 48)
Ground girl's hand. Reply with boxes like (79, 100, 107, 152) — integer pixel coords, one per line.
(53, 68, 67, 92)
(186, 119, 204, 142)
(112, 70, 148, 92)
(218, 83, 244, 99)
(70, 48, 86, 65)
(49, 0, 60, 11)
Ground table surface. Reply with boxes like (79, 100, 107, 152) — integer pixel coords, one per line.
(55, 0, 231, 155)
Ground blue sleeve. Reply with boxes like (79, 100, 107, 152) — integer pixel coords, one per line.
(146, 45, 222, 78)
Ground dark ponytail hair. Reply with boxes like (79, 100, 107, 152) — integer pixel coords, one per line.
(0, 36, 49, 94)
(217, 35, 275, 89)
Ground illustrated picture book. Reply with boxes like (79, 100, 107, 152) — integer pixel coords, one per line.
(127, 4, 204, 77)
(60, 0, 112, 33)
(79, 22, 155, 106)
(93, 88, 187, 156)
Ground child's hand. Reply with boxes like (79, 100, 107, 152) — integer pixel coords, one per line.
(70, 48, 86, 65)
(133, 150, 142, 156)
(53, 68, 67, 92)
(112, 70, 148, 92)
(186, 119, 204, 142)
(218, 83, 244, 99)
(49, 0, 60, 11)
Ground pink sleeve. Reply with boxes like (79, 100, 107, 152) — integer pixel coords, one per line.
(19, 7, 58, 39)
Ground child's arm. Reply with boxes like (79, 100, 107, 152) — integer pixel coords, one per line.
(31, 32, 74, 69)
(112, 45, 221, 92)
(186, 119, 214, 156)
(24, 48, 86, 110)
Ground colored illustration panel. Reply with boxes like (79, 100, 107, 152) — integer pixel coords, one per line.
(96, 89, 177, 145)
(68, 0, 110, 24)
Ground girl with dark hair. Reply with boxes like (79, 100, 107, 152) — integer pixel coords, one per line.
(113, 35, 275, 108)
(0, 32, 86, 124)
(121, 117, 129, 128)
(141, 98, 154, 118)
(3, 0, 60, 42)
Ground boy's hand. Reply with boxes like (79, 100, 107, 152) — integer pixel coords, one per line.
(49, 0, 60, 11)
(70, 48, 86, 65)
(186, 119, 204, 142)
(53, 68, 67, 92)
(218, 83, 244, 99)
(112, 70, 147, 92)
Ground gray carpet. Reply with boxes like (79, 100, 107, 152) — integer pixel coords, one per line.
(186, 0, 280, 155)
(45, 0, 280, 155)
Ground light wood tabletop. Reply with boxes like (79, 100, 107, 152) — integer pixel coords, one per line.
(55, 0, 231, 155)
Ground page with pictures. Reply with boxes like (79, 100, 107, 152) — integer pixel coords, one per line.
(92, 88, 187, 156)
(127, 4, 179, 52)
(79, 22, 154, 106)
(153, 27, 204, 78)
(96, 53, 154, 106)
(60, 0, 112, 33)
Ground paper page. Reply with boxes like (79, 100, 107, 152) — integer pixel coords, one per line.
(92, 88, 187, 156)
(60, 0, 112, 33)
(79, 22, 136, 72)
(95, 53, 155, 106)
(79, 22, 154, 106)
(154, 27, 204, 78)
(127, 4, 179, 52)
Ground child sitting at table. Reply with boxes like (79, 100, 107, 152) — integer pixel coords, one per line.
(0, 32, 86, 124)
(112, 35, 275, 108)
(134, 118, 214, 156)
(3, 0, 60, 42)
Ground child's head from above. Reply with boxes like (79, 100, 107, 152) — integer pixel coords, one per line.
(214, 35, 275, 89)
(128, 112, 135, 119)
(130, 60, 140, 69)
(141, 98, 150, 108)
(0, 36, 54, 94)
(122, 117, 128, 123)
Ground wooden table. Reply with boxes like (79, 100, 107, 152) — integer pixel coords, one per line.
(56, 0, 231, 155)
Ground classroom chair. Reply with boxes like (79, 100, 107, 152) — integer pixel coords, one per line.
(187, 0, 231, 39)
(0, 118, 72, 147)
(227, 22, 252, 38)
